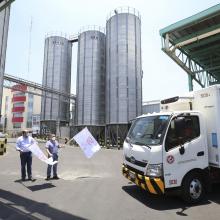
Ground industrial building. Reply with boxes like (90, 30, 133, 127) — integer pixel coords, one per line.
(1, 85, 41, 135)
(160, 4, 220, 90)
(41, 36, 72, 134)
(106, 8, 142, 123)
(1, 1, 220, 150)
(71, 27, 106, 143)
(40, 7, 143, 148)
(76, 27, 106, 126)
(138, 5, 220, 136)
(3, 3, 220, 148)
(105, 7, 142, 147)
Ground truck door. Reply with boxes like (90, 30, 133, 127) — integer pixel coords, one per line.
(162, 114, 208, 188)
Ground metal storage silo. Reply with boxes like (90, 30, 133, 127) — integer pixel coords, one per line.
(41, 36, 72, 134)
(0, 5, 10, 117)
(76, 27, 106, 126)
(106, 7, 142, 124)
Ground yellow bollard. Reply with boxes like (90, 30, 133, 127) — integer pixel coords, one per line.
(3, 141, 6, 153)
(0, 140, 4, 155)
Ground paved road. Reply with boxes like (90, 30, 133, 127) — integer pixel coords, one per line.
(0, 140, 220, 220)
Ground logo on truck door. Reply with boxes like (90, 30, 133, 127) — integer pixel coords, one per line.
(167, 155, 175, 164)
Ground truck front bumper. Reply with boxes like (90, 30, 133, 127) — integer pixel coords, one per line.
(122, 164, 165, 195)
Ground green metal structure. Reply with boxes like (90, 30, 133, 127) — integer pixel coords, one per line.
(160, 4, 220, 91)
(0, 0, 15, 12)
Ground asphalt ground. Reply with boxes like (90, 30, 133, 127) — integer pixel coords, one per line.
(1, 139, 220, 220)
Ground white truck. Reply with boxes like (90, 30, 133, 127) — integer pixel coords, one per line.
(122, 85, 220, 203)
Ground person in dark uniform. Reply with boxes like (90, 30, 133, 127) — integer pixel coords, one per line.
(16, 129, 36, 181)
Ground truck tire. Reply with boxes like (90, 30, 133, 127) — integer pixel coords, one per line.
(181, 172, 205, 204)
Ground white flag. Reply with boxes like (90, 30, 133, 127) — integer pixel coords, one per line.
(28, 142, 58, 165)
(73, 127, 101, 158)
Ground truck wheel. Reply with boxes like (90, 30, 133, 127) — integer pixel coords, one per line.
(181, 172, 205, 204)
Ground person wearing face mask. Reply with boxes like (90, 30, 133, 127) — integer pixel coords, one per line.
(45, 134, 61, 180)
(16, 129, 36, 181)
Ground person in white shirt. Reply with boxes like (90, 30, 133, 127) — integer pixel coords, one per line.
(16, 130, 36, 181)
(45, 134, 61, 180)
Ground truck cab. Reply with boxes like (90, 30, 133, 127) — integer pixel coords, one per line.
(122, 85, 220, 203)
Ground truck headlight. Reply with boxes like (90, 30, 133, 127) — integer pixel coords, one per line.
(146, 164, 163, 177)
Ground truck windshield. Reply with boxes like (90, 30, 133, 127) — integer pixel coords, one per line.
(127, 115, 170, 146)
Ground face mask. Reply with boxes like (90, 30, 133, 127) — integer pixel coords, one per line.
(23, 132, 28, 138)
(52, 137, 56, 141)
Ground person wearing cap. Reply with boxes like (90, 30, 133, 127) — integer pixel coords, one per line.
(16, 130, 36, 181)
(45, 134, 61, 180)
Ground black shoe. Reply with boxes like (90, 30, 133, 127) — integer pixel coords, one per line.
(45, 176, 51, 181)
(28, 178, 36, 182)
(53, 176, 60, 180)
(21, 178, 26, 182)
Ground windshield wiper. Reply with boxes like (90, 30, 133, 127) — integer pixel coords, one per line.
(133, 141, 151, 150)
(126, 137, 151, 150)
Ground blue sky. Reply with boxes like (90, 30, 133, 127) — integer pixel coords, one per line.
(5, 0, 220, 101)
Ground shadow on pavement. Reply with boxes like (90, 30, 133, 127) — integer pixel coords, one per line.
(122, 184, 220, 215)
(27, 183, 56, 192)
(0, 189, 87, 220)
(207, 183, 220, 204)
(122, 185, 193, 212)
(14, 179, 56, 192)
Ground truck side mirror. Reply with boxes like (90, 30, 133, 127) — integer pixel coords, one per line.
(179, 145, 185, 155)
(178, 137, 185, 155)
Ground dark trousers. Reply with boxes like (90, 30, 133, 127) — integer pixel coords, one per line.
(47, 153, 58, 177)
(20, 152, 32, 180)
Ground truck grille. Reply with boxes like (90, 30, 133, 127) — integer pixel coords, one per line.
(126, 165, 144, 175)
(125, 156, 147, 167)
